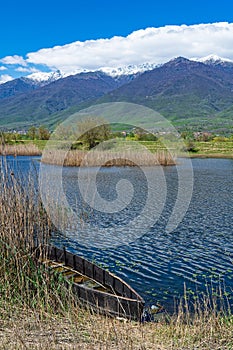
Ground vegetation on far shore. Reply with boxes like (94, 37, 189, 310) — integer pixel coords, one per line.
(0, 124, 232, 161)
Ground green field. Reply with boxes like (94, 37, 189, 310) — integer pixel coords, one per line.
(1, 137, 232, 159)
(189, 140, 233, 158)
(138, 139, 233, 158)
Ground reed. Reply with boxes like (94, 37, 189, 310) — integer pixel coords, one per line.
(0, 161, 72, 316)
(42, 149, 176, 167)
(0, 143, 41, 156)
(0, 285, 232, 349)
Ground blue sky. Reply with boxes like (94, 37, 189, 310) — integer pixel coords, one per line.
(2, 0, 233, 57)
(1, 0, 233, 82)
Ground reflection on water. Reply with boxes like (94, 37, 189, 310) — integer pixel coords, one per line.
(2, 156, 233, 312)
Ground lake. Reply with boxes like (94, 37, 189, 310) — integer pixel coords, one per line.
(2, 155, 233, 312)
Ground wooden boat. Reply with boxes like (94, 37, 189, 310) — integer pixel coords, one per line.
(35, 245, 145, 321)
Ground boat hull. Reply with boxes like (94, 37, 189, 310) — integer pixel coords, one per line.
(35, 245, 145, 321)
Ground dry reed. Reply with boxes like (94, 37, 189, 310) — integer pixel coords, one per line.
(0, 143, 41, 156)
(0, 290, 232, 349)
(42, 149, 176, 167)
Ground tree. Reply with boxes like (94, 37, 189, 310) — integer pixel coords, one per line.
(77, 117, 111, 149)
(38, 125, 50, 140)
(133, 127, 157, 141)
(27, 126, 37, 140)
(27, 126, 50, 140)
(183, 140, 198, 152)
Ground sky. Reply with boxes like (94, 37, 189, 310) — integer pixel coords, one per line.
(1, 0, 233, 83)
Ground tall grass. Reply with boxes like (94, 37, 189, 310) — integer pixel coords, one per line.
(0, 160, 232, 349)
(0, 140, 175, 165)
(42, 149, 176, 167)
(0, 160, 72, 315)
(0, 143, 41, 156)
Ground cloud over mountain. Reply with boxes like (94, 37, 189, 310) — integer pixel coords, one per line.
(1, 55, 27, 66)
(1, 22, 233, 80)
(0, 74, 14, 84)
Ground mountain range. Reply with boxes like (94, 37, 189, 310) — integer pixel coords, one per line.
(0, 55, 233, 133)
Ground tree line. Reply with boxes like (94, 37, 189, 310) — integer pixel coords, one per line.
(0, 126, 50, 144)
(1, 118, 159, 148)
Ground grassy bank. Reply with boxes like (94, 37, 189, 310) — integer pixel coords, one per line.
(0, 140, 176, 166)
(0, 162, 233, 349)
(1, 302, 233, 349)
(138, 139, 233, 158)
(1, 138, 232, 160)
(187, 139, 233, 158)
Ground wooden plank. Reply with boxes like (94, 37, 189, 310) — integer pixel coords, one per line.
(122, 284, 133, 299)
(72, 275, 86, 283)
(94, 291, 105, 309)
(71, 283, 143, 320)
(114, 278, 124, 295)
(64, 250, 75, 269)
(47, 246, 57, 261)
(56, 248, 65, 263)
(79, 286, 96, 306)
(73, 255, 85, 274)
(93, 265, 105, 285)
(84, 260, 94, 279)
(104, 272, 115, 290)
(61, 270, 76, 277)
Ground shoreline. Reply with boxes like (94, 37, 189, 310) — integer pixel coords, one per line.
(181, 153, 233, 159)
(1, 140, 232, 162)
(1, 152, 232, 160)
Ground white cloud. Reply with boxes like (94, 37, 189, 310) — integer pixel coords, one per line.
(24, 22, 233, 73)
(0, 66, 7, 71)
(0, 74, 14, 84)
(15, 66, 39, 73)
(2, 22, 233, 76)
(0, 55, 27, 66)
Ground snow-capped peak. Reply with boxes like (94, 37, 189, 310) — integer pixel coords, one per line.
(22, 63, 160, 85)
(194, 54, 233, 64)
(11, 55, 233, 88)
(100, 63, 160, 77)
(24, 70, 64, 85)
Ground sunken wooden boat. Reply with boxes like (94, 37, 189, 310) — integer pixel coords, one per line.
(35, 245, 145, 321)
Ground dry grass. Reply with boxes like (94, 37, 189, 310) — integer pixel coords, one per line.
(42, 149, 176, 167)
(0, 161, 233, 349)
(0, 140, 176, 166)
(0, 300, 233, 349)
(0, 143, 41, 156)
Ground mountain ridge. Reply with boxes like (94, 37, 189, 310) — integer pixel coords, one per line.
(0, 71, 120, 128)
(0, 56, 233, 133)
(1, 54, 232, 87)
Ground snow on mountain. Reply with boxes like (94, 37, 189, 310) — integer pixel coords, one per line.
(193, 54, 233, 65)
(100, 63, 160, 77)
(60, 63, 160, 78)
(4, 55, 233, 88)
(24, 70, 64, 86)
(18, 63, 160, 87)
(25, 56, 233, 85)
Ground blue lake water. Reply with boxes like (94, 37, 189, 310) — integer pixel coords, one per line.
(2, 155, 233, 312)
